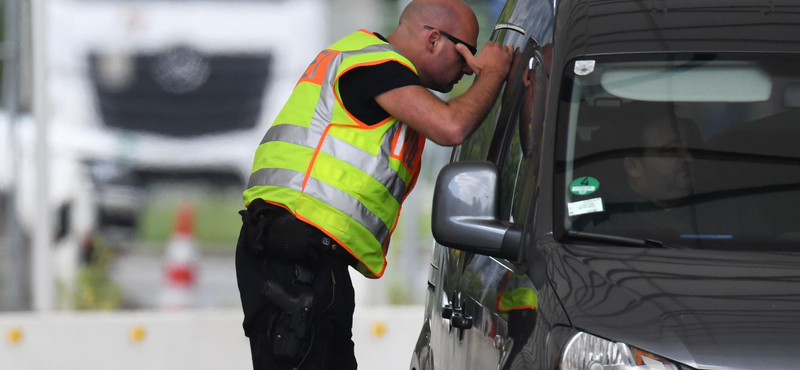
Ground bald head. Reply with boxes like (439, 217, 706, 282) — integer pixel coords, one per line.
(389, 0, 478, 47)
(399, 0, 476, 31)
(385, 0, 478, 92)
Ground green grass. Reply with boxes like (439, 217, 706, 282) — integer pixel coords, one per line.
(137, 187, 243, 254)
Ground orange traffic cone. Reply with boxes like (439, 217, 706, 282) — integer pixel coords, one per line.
(161, 203, 199, 310)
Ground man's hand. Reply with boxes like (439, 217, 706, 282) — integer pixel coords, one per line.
(375, 41, 516, 146)
(456, 41, 515, 78)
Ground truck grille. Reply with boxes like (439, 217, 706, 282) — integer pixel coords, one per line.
(89, 46, 271, 137)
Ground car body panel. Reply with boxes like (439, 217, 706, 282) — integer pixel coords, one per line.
(413, 1, 800, 370)
(549, 243, 800, 370)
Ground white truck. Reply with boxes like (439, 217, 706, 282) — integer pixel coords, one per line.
(1, 0, 326, 309)
(45, 0, 325, 238)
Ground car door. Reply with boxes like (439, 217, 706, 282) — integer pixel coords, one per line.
(449, 21, 552, 370)
(428, 22, 525, 370)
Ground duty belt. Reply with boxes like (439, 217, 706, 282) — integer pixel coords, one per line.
(242, 198, 357, 266)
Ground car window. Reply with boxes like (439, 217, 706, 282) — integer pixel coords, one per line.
(497, 37, 550, 223)
(556, 53, 800, 251)
(455, 27, 534, 270)
(499, 121, 527, 222)
(455, 26, 527, 162)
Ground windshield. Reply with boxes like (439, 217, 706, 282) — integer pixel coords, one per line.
(556, 53, 800, 251)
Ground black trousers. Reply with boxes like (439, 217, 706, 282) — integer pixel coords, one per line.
(235, 225, 358, 370)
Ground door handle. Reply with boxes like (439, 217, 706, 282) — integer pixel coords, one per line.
(442, 304, 453, 319)
(450, 307, 473, 330)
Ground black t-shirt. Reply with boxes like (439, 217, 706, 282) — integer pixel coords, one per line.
(338, 33, 421, 125)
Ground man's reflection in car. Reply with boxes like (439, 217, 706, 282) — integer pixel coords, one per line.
(496, 270, 538, 370)
(502, 43, 553, 223)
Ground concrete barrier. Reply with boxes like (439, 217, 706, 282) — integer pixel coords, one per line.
(0, 306, 423, 370)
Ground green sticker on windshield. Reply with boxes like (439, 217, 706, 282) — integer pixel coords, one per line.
(569, 176, 600, 195)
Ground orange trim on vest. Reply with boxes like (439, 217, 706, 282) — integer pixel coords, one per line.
(302, 124, 333, 191)
(389, 125, 401, 153)
(357, 29, 374, 36)
(295, 213, 386, 278)
(334, 79, 394, 130)
(373, 115, 395, 128)
(392, 59, 416, 75)
(389, 125, 424, 176)
(495, 271, 512, 311)
(336, 58, 416, 82)
(264, 200, 293, 214)
(402, 162, 422, 203)
(495, 271, 538, 312)
(332, 87, 364, 128)
(333, 57, 416, 129)
(333, 61, 402, 129)
(253, 198, 387, 278)
(257, 195, 387, 277)
(503, 305, 538, 312)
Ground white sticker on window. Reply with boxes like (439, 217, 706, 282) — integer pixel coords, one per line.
(567, 197, 604, 216)
(574, 60, 596, 76)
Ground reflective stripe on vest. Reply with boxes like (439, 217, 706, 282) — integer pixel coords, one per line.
(496, 271, 539, 312)
(254, 123, 409, 205)
(244, 30, 424, 278)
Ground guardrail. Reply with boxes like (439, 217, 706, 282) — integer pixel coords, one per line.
(0, 306, 422, 369)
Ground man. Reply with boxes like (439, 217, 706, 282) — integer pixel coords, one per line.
(621, 108, 697, 210)
(582, 102, 702, 238)
(236, 0, 514, 369)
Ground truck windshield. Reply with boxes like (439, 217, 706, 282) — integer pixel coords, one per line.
(556, 53, 800, 251)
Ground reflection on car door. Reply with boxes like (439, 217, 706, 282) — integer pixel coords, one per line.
(450, 26, 550, 370)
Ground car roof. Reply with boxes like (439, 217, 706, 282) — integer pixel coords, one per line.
(554, 0, 800, 59)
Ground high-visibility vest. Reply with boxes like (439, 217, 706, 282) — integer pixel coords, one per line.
(496, 271, 539, 312)
(243, 30, 425, 278)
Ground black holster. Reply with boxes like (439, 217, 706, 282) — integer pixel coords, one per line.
(263, 265, 316, 362)
(238, 199, 323, 363)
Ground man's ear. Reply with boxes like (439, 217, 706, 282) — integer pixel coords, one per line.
(426, 30, 439, 53)
(624, 157, 643, 178)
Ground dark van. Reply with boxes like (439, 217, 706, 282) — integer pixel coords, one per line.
(410, 1, 800, 370)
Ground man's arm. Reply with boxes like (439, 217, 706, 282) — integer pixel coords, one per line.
(375, 41, 514, 146)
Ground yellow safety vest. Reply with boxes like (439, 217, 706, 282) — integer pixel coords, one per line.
(496, 271, 539, 312)
(244, 30, 425, 278)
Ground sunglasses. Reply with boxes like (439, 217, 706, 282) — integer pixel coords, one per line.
(424, 25, 478, 56)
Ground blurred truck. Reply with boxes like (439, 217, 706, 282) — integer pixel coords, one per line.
(44, 0, 325, 245)
(1, 0, 325, 308)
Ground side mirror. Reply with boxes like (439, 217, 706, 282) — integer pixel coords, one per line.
(431, 161, 522, 260)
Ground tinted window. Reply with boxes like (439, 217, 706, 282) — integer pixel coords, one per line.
(556, 53, 800, 251)
(498, 38, 550, 223)
(455, 26, 527, 162)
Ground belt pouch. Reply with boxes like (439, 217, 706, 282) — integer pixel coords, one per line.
(266, 217, 310, 261)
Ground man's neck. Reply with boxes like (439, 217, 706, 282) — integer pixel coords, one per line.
(385, 33, 399, 49)
(384, 29, 414, 59)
